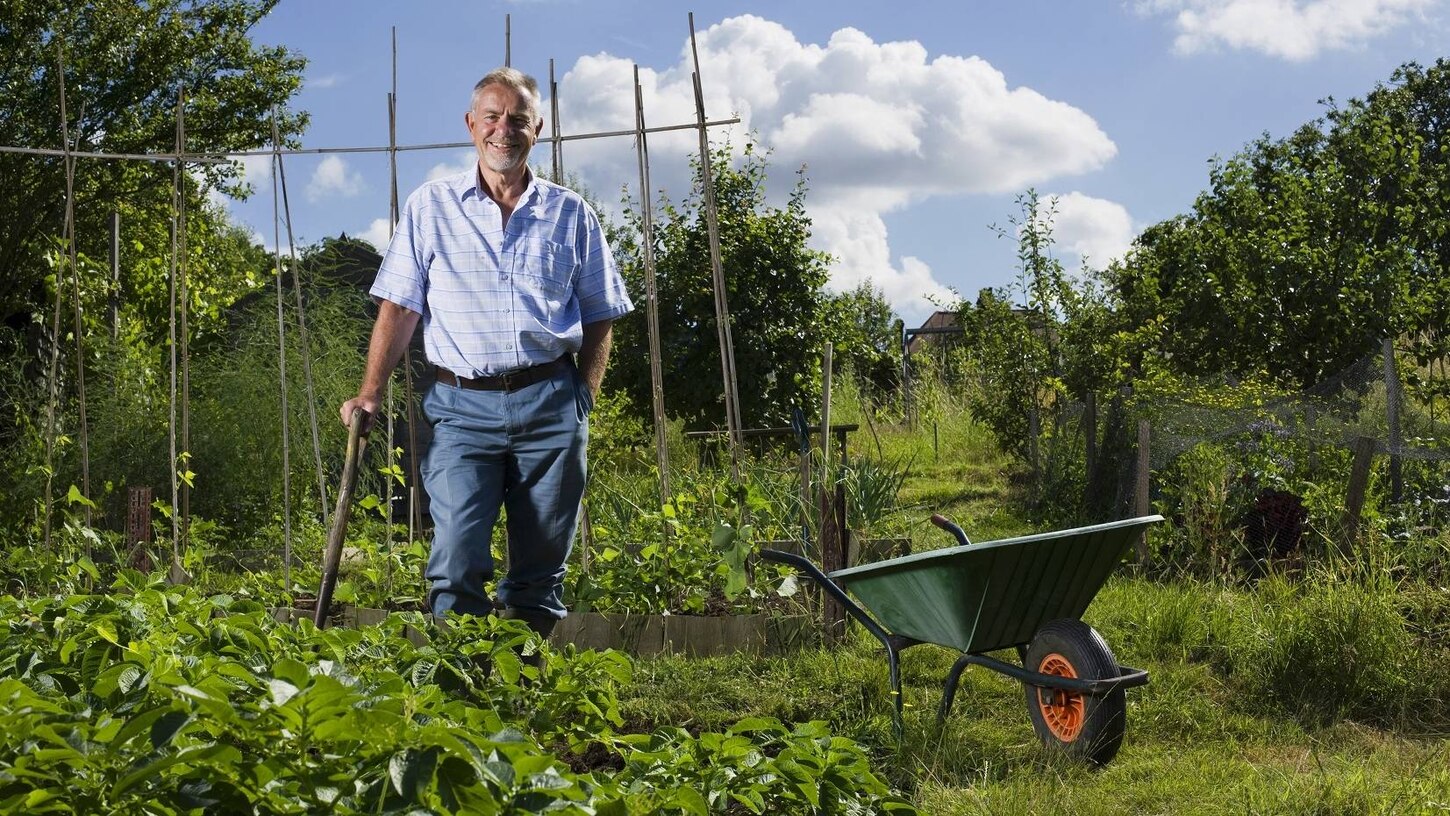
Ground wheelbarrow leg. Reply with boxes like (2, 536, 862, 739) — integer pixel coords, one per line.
(939, 653, 975, 723)
(886, 639, 903, 725)
(762, 549, 908, 736)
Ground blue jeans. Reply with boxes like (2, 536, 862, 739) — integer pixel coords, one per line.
(420, 362, 591, 620)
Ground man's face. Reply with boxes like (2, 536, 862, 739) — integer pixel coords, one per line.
(466, 83, 541, 175)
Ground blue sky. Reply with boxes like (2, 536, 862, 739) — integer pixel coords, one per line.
(225, 0, 1450, 324)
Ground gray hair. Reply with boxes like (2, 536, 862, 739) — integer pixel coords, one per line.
(470, 67, 543, 125)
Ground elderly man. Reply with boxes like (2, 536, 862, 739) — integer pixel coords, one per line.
(341, 67, 632, 640)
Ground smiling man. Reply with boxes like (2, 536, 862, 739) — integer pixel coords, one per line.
(341, 67, 633, 640)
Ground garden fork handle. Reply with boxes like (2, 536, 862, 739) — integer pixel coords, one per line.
(315, 407, 370, 628)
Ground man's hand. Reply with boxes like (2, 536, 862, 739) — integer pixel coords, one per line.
(339, 395, 380, 433)
(342, 300, 421, 433)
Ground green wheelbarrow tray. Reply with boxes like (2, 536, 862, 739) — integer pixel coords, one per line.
(762, 514, 1164, 762)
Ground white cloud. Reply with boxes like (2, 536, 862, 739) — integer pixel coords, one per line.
(1048, 192, 1138, 271)
(307, 73, 343, 90)
(305, 155, 365, 202)
(230, 153, 275, 203)
(808, 205, 955, 325)
(551, 15, 1116, 317)
(358, 217, 393, 253)
(427, 151, 477, 182)
(1137, 0, 1434, 60)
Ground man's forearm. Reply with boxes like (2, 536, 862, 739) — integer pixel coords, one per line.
(577, 320, 614, 397)
(358, 300, 421, 401)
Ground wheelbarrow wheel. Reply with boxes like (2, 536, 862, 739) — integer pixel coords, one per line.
(1022, 618, 1127, 765)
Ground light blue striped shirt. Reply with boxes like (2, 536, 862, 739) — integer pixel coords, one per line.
(371, 169, 633, 378)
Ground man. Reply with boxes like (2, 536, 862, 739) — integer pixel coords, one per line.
(340, 67, 632, 640)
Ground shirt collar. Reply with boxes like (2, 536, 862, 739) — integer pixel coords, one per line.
(457, 165, 543, 209)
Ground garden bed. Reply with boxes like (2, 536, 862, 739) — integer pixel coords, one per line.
(270, 606, 816, 657)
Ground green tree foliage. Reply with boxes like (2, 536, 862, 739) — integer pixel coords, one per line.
(0, 0, 307, 526)
(0, 0, 307, 349)
(613, 143, 834, 429)
(1108, 59, 1450, 389)
(823, 282, 903, 402)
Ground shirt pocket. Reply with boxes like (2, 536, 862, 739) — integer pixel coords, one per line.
(514, 240, 577, 302)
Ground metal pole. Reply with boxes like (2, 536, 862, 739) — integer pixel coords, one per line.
(504, 14, 511, 67)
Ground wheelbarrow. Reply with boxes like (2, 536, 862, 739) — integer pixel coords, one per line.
(762, 514, 1163, 764)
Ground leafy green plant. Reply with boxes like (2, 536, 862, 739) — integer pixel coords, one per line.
(0, 584, 915, 813)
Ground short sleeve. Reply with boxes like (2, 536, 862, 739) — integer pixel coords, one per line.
(572, 202, 634, 324)
(369, 191, 430, 314)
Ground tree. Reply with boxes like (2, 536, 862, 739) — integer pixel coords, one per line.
(823, 282, 903, 402)
(612, 142, 834, 430)
(0, 0, 308, 352)
(1107, 59, 1450, 389)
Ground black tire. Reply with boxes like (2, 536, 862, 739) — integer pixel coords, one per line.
(1022, 618, 1127, 765)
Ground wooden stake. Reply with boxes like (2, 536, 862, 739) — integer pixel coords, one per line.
(168, 91, 183, 576)
(821, 342, 834, 487)
(1382, 338, 1403, 503)
(688, 13, 743, 479)
(1340, 435, 1376, 558)
(270, 110, 293, 591)
(56, 46, 92, 527)
(633, 65, 670, 507)
(178, 91, 191, 543)
(273, 128, 330, 531)
(389, 62, 424, 549)
(549, 59, 562, 182)
(1134, 418, 1151, 562)
(110, 212, 120, 341)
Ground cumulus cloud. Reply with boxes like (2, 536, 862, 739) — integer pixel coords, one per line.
(358, 217, 393, 253)
(236, 153, 274, 196)
(808, 204, 954, 324)
(305, 155, 365, 202)
(1136, 0, 1434, 60)
(1048, 192, 1138, 271)
(427, 151, 477, 181)
(551, 15, 1116, 317)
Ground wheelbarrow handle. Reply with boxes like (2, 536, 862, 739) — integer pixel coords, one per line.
(314, 406, 370, 628)
(930, 514, 971, 547)
(759, 549, 895, 652)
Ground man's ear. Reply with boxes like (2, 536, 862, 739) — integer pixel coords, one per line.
(464, 111, 475, 131)
(534, 118, 544, 137)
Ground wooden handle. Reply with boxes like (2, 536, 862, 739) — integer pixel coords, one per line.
(314, 407, 370, 628)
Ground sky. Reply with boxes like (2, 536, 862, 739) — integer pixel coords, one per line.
(223, 0, 1450, 325)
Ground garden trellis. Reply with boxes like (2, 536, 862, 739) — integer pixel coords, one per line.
(5, 13, 745, 585)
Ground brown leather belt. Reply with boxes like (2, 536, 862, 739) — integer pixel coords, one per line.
(435, 357, 569, 392)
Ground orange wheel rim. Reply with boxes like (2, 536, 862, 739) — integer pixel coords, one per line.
(1037, 653, 1084, 742)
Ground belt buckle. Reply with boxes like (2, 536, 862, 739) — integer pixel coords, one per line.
(499, 370, 518, 391)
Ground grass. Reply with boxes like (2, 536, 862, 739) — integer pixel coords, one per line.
(615, 387, 1450, 813)
(619, 576, 1450, 814)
